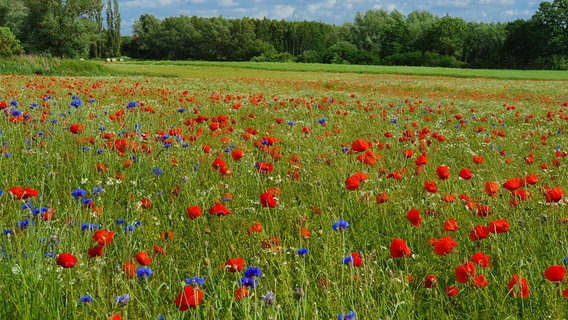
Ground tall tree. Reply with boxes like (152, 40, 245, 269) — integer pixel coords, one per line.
(531, 0, 568, 68)
(425, 16, 468, 59)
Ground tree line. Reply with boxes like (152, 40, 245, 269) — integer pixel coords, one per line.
(0, 0, 566, 70)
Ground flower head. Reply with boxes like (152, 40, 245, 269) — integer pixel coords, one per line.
(332, 219, 350, 231)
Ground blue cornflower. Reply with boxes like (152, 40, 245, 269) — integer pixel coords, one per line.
(297, 248, 309, 256)
(71, 188, 87, 199)
(96, 148, 104, 154)
(124, 225, 135, 232)
(563, 257, 568, 264)
(16, 219, 33, 229)
(342, 256, 354, 265)
(244, 266, 262, 278)
(70, 97, 82, 108)
(92, 186, 104, 195)
(21, 203, 33, 210)
(126, 101, 138, 109)
(136, 266, 153, 279)
(288, 120, 295, 126)
(338, 311, 356, 320)
(81, 198, 93, 206)
(240, 276, 258, 288)
(185, 276, 205, 287)
(44, 252, 57, 258)
(341, 147, 349, 153)
(114, 293, 130, 306)
(115, 218, 125, 225)
(318, 118, 327, 125)
(79, 295, 93, 304)
(153, 167, 163, 175)
(332, 219, 350, 231)
(177, 108, 186, 113)
(3, 229, 13, 236)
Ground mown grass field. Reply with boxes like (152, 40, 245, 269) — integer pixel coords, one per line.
(0, 61, 568, 319)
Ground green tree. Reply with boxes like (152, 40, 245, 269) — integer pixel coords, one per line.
(426, 16, 467, 59)
(0, 27, 23, 57)
(0, 0, 27, 39)
(531, 0, 568, 68)
(132, 14, 163, 59)
(463, 22, 507, 68)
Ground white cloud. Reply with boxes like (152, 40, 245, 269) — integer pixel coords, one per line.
(123, 0, 182, 8)
(218, 0, 237, 7)
(307, 0, 337, 14)
(273, 5, 295, 20)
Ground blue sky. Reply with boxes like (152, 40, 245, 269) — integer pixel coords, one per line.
(118, 0, 542, 34)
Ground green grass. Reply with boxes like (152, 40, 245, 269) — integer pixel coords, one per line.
(0, 66, 567, 319)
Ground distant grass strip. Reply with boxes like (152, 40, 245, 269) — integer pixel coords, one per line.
(0, 56, 112, 77)
(116, 60, 568, 81)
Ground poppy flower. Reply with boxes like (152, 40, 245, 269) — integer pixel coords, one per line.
(508, 274, 529, 299)
(187, 206, 202, 220)
(88, 245, 104, 258)
(436, 165, 450, 180)
(212, 158, 226, 170)
(469, 225, 489, 241)
(441, 193, 456, 203)
(376, 192, 389, 204)
(8, 187, 39, 199)
(503, 177, 524, 191)
(406, 208, 422, 227)
(415, 154, 428, 166)
(458, 168, 472, 180)
(226, 258, 245, 272)
(209, 203, 230, 216)
(140, 198, 152, 209)
(543, 186, 564, 203)
(345, 172, 368, 191)
(350, 252, 363, 267)
(472, 155, 484, 164)
(259, 191, 277, 208)
(403, 149, 414, 158)
(488, 219, 509, 234)
(175, 285, 203, 310)
(248, 222, 263, 235)
(69, 123, 84, 134)
(544, 265, 566, 282)
(153, 245, 166, 254)
(471, 251, 491, 267)
(92, 230, 114, 246)
(57, 252, 77, 268)
(135, 251, 152, 266)
(485, 181, 499, 197)
(446, 285, 459, 297)
(424, 275, 438, 288)
(455, 261, 475, 283)
(424, 180, 437, 193)
(472, 274, 488, 288)
(525, 173, 538, 185)
(234, 287, 249, 300)
(511, 189, 531, 201)
(351, 138, 372, 152)
(432, 235, 457, 256)
(389, 238, 411, 258)
(122, 260, 137, 278)
(443, 218, 459, 231)
(231, 149, 244, 161)
(255, 161, 274, 174)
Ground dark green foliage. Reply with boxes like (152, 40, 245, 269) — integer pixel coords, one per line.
(0, 27, 23, 57)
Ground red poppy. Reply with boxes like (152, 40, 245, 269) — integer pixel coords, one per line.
(225, 258, 245, 272)
(436, 165, 450, 180)
(424, 180, 437, 193)
(87, 245, 104, 258)
(212, 157, 226, 170)
(525, 173, 538, 185)
(122, 260, 137, 278)
(443, 218, 459, 231)
(209, 203, 230, 216)
(488, 219, 509, 234)
(432, 235, 457, 256)
(503, 177, 524, 191)
(424, 275, 438, 288)
(403, 149, 414, 158)
(187, 206, 202, 220)
(256, 161, 274, 174)
(234, 287, 249, 300)
(511, 189, 531, 201)
(446, 285, 459, 297)
(351, 138, 372, 152)
(96, 163, 107, 173)
(376, 192, 390, 204)
(357, 150, 380, 165)
(472, 274, 488, 288)
(351, 252, 363, 267)
(260, 192, 277, 208)
(69, 123, 84, 134)
(140, 198, 152, 209)
(153, 245, 166, 254)
(415, 154, 428, 166)
(441, 193, 456, 203)
(248, 222, 263, 235)
(231, 149, 244, 161)
(175, 286, 204, 311)
(485, 181, 499, 197)
(544, 265, 566, 282)
(8, 187, 39, 199)
(56, 252, 77, 268)
(471, 251, 491, 267)
(455, 261, 475, 283)
(92, 230, 115, 246)
(508, 274, 529, 299)
(406, 208, 422, 227)
(135, 251, 152, 266)
(472, 155, 484, 164)
(300, 227, 311, 239)
(458, 168, 472, 180)
(469, 225, 489, 241)
(345, 172, 368, 191)
(543, 186, 564, 203)
(389, 238, 411, 258)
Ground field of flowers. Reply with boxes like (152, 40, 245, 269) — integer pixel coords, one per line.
(1, 72, 568, 319)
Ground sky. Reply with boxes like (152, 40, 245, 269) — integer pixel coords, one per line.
(118, 0, 543, 34)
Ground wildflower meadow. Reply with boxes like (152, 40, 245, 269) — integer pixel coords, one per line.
(1, 69, 568, 319)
